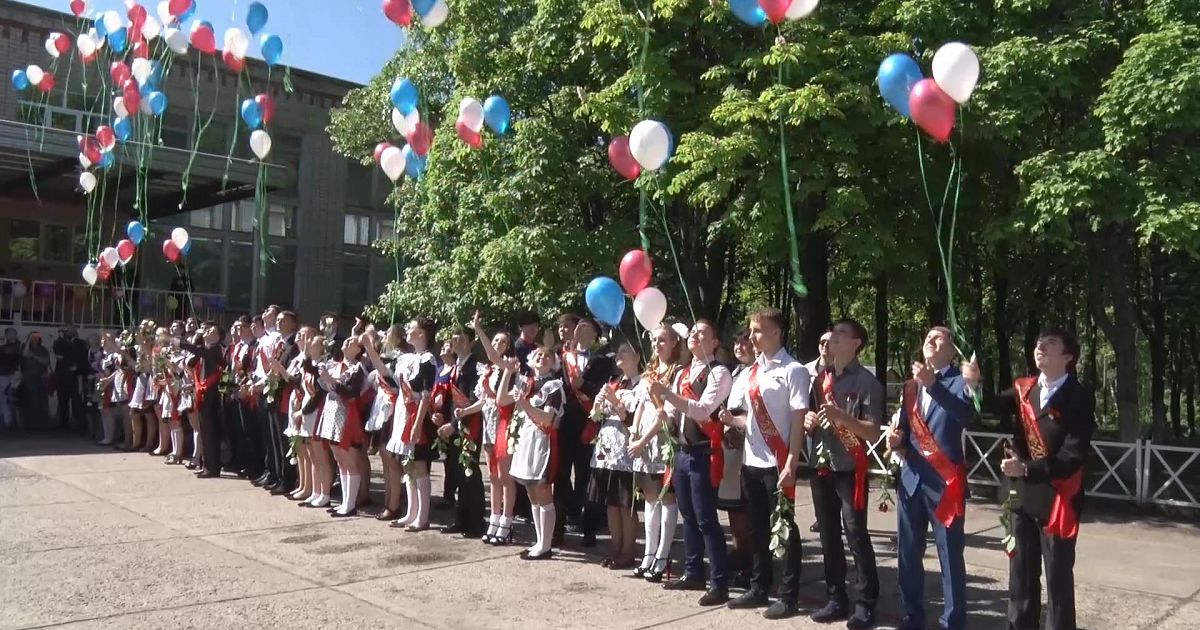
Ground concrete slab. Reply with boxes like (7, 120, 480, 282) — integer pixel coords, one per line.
(0, 459, 34, 478)
(115, 484, 335, 536)
(0, 474, 96, 507)
(54, 467, 251, 502)
(0, 500, 168, 554)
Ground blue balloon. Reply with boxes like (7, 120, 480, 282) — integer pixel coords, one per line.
(240, 98, 263, 129)
(401, 144, 426, 179)
(147, 91, 168, 116)
(585, 277, 625, 327)
(246, 2, 269, 35)
(126, 220, 146, 246)
(483, 95, 511, 135)
(390, 78, 420, 115)
(113, 117, 132, 142)
(11, 69, 29, 90)
(728, 0, 766, 27)
(877, 53, 923, 118)
(108, 27, 128, 54)
(146, 61, 165, 89)
(412, 0, 437, 17)
(99, 151, 115, 170)
(94, 17, 109, 38)
(181, 240, 192, 256)
(260, 33, 284, 66)
(179, 1, 197, 24)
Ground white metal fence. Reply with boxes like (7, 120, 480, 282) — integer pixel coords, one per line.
(1, 278, 225, 330)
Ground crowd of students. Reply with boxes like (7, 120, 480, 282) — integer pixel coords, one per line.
(65, 303, 1094, 630)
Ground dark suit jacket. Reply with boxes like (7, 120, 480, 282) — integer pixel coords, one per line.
(986, 374, 1096, 521)
(898, 366, 978, 503)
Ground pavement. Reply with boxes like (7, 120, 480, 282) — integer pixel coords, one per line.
(1, 435, 1198, 630)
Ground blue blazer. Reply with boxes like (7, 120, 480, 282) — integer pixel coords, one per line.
(898, 366, 977, 503)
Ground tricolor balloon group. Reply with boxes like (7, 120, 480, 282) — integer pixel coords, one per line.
(877, 43, 980, 143)
(382, 0, 447, 29)
(585, 249, 668, 332)
(80, 220, 156, 286)
(727, 0, 817, 28)
(454, 95, 510, 149)
(607, 120, 673, 181)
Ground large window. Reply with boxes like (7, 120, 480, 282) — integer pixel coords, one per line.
(8, 220, 40, 261)
(43, 225, 73, 263)
(189, 206, 225, 230)
(343, 214, 371, 246)
(342, 250, 371, 314)
(227, 240, 254, 310)
(346, 162, 376, 206)
(265, 244, 296, 308)
(185, 237, 224, 294)
(267, 204, 296, 238)
(231, 200, 256, 233)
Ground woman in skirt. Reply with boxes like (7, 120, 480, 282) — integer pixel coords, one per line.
(149, 327, 171, 456)
(500, 348, 564, 561)
(283, 326, 314, 502)
(587, 341, 642, 569)
(314, 336, 368, 517)
(298, 334, 332, 508)
(384, 318, 438, 530)
(718, 328, 755, 583)
(180, 333, 203, 471)
(362, 325, 406, 521)
(628, 324, 684, 581)
(127, 325, 158, 453)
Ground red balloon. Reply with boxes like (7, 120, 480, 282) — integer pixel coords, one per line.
(255, 93, 276, 125)
(406, 122, 433, 157)
(373, 142, 392, 165)
(607, 136, 641, 181)
(132, 40, 150, 59)
(191, 25, 216, 55)
(127, 4, 148, 35)
(82, 137, 103, 165)
(162, 239, 181, 263)
(222, 51, 245, 74)
(455, 120, 484, 150)
(169, 0, 192, 17)
(97, 264, 112, 281)
(116, 239, 136, 264)
(122, 80, 141, 114)
(52, 32, 72, 56)
(110, 62, 131, 86)
(619, 249, 653, 295)
(383, 0, 413, 26)
(37, 73, 56, 93)
(69, 0, 86, 16)
(96, 125, 116, 150)
(80, 51, 96, 64)
(757, 0, 790, 24)
(908, 78, 956, 143)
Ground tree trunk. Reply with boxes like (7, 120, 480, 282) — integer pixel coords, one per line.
(798, 227, 830, 356)
(1170, 328, 1183, 440)
(992, 265, 1013, 430)
(1190, 325, 1199, 437)
(926, 252, 947, 327)
(1138, 246, 1168, 442)
(874, 270, 889, 388)
(1087, 224, 1141, 442)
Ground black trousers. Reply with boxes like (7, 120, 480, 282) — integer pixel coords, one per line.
(239, 398, 265, 477)
(258, 394, 291, 486)
(1009, 508, 1077, 630)
(198, 393, 224, 475)
(443, 440, 462, 504)
(222, 394, 246, 472)
(453, 436, 486, 534)
(742, 464, 802, 601)
(55, 374, 85, 431)
(553, 411, 597, 534)
(811, 470, 879, 611)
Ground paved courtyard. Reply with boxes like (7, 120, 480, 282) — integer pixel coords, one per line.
(1, 435, 1198, 630)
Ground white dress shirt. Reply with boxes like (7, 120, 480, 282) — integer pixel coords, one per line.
(253, 331, 282, 381)
(920, 364, 952, 416)
(1039, 372, 1068, 409)
(741, 348, 809, 469)
(665, 358, 732, 421)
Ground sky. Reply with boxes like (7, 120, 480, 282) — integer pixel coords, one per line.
(14, 0, 405, 84)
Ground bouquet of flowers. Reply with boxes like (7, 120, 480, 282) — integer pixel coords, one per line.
(877, 458, 901, 513)
(264, 373, 281, 404)
(218, 370, 235, 395)
(454, 435, 478, 477)
(768, 489, 795, 558)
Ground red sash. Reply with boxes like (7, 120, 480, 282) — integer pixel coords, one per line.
(489, 371, 534, 461)
(819, 370, 870, 511)
(450, 376, 481, 444)
(193, 363, 222, 409)
(747, 363, 794, 501)
(376, 376, 399, 427)
(336, 389, 368, 451)
(398, 378, 425, 446)
(562, 350, 594, 410)
(679, 364, 724, 490)
(903, 380, 967, 527)
(1015, 377, 1082, 539)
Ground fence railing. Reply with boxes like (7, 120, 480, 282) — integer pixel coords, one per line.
(1, 278, 226, 330)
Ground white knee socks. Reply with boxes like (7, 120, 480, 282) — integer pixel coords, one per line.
(538, 504, 556, 554)
(485, 514, 500, 539)
(642, 500, 662, 569)
(657, 502, 678, 561)
(100, 413, 115, 445)
(529, 505, 544, 553)
(397, 476, 418, 525)
(416, 475, 431, 527)
(339, 474, 360, 514)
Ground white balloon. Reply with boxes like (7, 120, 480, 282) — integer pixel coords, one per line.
(101, 247, 120, 269)
(629, 120, 671, 171)
(164, 27, 189, 54)
(142, 15, 162, 41)
(79, 171, 97, 193)
(82, 264, 99, 287)
(79, 152, 93, 169)
(633, 287, 668, 331)
(25, 65, 44, 86)
(156, 1, 173, 26)
(88, 28, 106, 50)
(392, 108, 420, 136)
(785, 0, 818, 19)
(224, 27, 250, 58)
(45, 35, 61, 58)
(113, 96, 129, 118)
(170, 227, 189, 250)
(932, 42, 980, 104)
(458, 97, 485, 133)
(77, 33, 98, 57)
(140, 97, 154, 116)
(379, 146, 407, 182)
(131, 58, 152, 85)
(421, 0, 449, 27)
(249, 129, 272, 159)
(102, 10, 124, 34)
(10, 282, 27, 299)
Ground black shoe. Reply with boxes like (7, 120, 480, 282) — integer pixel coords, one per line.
(252, 474, 270, 486)
(330, 509, 358, 518)
(195, 470, 219, 479)
(845, 609, 877, 630)
(580, 532, 597, 548)
(727, 590, 770, 610)
(764, 600, 800, 620)
(520, 549, 554, 561)
(698, 588, 729, 607)
(263, 482, 280, 492)
(441, 524, 465, 535)
(236, 470, 251, 479)
(896, 616, 923, 630)
(269, 486, 290, 496)
(662, 577, 706, 592)
(632, 555, 654, 578)
(810, 601, 849, 623)
(809, 520, 820, 533)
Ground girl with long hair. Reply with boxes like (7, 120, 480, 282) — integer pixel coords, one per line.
(587, 341, 643, 569)
(314, 336, 368, 517)
(361, 324, 407, 521)
(384, 318, 438, 530)
(298, 334, 332, 508)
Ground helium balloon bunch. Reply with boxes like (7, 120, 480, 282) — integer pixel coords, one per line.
(392, 0, 448, 28)
(877, 43, 980, 143)
(608, 120, 673, 180)
(728, 0, 816, 27)
(375, 78, 431, 181)
(81, 220, 148, 287)
(454, 95, 511, 149)
(585, 249, 670, 332)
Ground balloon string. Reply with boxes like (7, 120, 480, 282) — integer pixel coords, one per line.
(391, 182, 401, 325)
(221, 68, 245, 189)
(255, 161, 274, 275)
(635, 25, 651, 252)
(182, 53, 221, 207)
(913, 128, 968, 355)
(776, 61, 807, 297)
(652, 200, 695, 321)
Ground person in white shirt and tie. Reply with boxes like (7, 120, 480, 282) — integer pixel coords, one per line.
(722, 307, 809, 620)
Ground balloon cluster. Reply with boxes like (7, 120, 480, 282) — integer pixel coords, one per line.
(585, 249, 668, 332)
(81, 220, 148, 287)
(607, 120, 673, 181)
(11, 64, 56, 94)
(728, 0, 816, 27)
(161, 226, 191, 264)
(877, 43, 980, 143)
(454, 95, 510, 149)
(383, 0, 447, 28)
(374, 78, 430, 181)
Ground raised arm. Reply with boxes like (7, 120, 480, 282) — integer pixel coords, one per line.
(472, 311, 506, 367)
